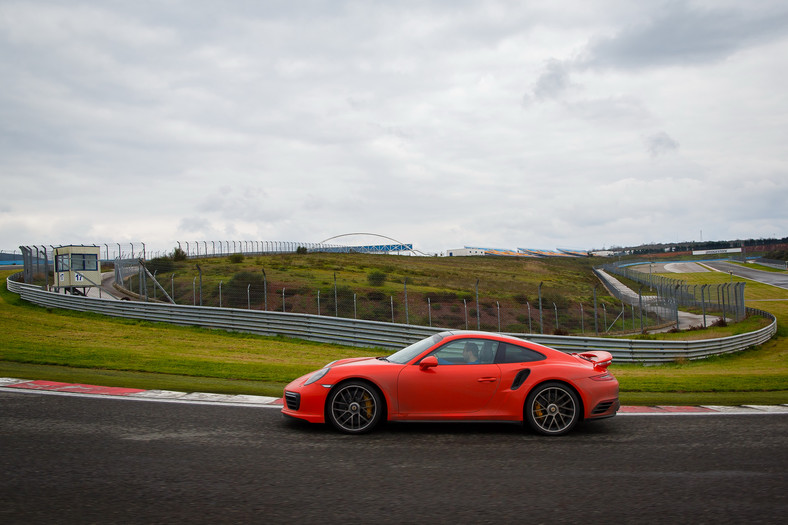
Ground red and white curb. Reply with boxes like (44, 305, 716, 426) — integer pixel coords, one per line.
(0, 378, 283, 408)
(2, 377, 787, 414)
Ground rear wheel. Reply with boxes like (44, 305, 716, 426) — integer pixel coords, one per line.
(525, 382, 580, 436)
(326, 381, 383, 434)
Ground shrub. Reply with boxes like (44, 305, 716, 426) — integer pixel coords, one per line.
(513, 293, 530, 305)
(228, 253, 245, 264)
(367, 270, 386, 286)
(172, 247, 187, 261)
(148, 256, 176, 274)
(367, 291, 385, 301)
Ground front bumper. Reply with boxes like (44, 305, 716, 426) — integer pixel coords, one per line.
(281, 376, 330, 424)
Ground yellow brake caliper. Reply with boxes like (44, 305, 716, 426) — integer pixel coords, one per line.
(362, 393, 373, 418)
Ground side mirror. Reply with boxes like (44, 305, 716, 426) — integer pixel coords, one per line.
(419, 355, 439, 370)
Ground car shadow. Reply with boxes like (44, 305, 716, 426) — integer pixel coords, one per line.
(280, 415, 621, 438)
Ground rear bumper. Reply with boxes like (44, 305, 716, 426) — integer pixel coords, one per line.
(576, 377, 620, 420)
(588, 398, 620, 420)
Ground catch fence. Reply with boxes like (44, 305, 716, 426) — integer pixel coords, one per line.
(120, 260, 677, 337)
(599, 263, 746, 324)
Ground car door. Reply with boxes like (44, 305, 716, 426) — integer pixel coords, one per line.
(396, 338, 501, 415)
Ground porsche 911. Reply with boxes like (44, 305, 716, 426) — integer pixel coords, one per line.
(282, 330, 619, 435)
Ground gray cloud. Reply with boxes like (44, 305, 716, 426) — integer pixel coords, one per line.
(1, 1, 786, 254)
(644, 132, 680, 157)
(533, 59, 572, 100)
(581, 1, 788, 69)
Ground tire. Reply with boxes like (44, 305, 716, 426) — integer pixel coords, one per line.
(326, 381, 383, 434)
(524, 382, 580, 436)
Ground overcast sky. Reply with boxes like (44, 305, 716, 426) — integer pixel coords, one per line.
(2, 0, 787, 256)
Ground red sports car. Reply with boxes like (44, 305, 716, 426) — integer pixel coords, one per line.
(282, 330, 619, 435)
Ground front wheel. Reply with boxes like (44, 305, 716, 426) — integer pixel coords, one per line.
(326, 381, 383, 434)
(525, 382, 580, 436)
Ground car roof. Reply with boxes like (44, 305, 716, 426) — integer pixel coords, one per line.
(439, 330, 527, 343)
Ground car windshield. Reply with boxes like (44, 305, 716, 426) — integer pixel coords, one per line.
(386, 333, 444, 364)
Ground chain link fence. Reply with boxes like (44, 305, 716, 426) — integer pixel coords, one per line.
(754, 257, 788, 270)
(14, 242, 753, 336)
(599, 262, 746, 323)
(117, 260, 698, 336)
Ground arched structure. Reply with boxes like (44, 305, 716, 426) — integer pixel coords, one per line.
(317, 233, 419, 255)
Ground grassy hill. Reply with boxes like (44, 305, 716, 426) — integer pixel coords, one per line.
(138, 252, 665, 334)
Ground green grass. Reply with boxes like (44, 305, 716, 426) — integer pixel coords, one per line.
(3, 254, 788, 405)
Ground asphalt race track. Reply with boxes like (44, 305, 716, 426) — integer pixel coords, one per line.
(705, 261, 788, 290)
(2, 392, 786, 524)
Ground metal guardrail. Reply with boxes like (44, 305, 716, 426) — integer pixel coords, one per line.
(6, 274, 777, 364)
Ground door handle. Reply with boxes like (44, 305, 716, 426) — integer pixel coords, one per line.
(477, 377, 497, 383)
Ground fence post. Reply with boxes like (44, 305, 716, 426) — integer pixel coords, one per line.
(404, 279, 409, 325)
(196, 264, 202, 307)
(219, 281, 222, 307)
(475, 279, 480, 330)
(538, 282, 543, 334)
(638, 287, 643, 333)
(262, 269, 267, 311)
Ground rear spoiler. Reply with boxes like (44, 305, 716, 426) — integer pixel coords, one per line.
(572, 351, 613, 371)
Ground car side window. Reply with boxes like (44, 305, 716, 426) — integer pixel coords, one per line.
(496, 343, 546, 363)
(429, 339, 498, 365)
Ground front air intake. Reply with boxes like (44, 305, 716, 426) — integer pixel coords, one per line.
(284, 391, 301, 410)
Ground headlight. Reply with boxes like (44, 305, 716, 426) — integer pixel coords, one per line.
(304, 367, 330, 386)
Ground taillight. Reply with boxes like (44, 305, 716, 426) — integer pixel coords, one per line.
(590, 372, 615, 381)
